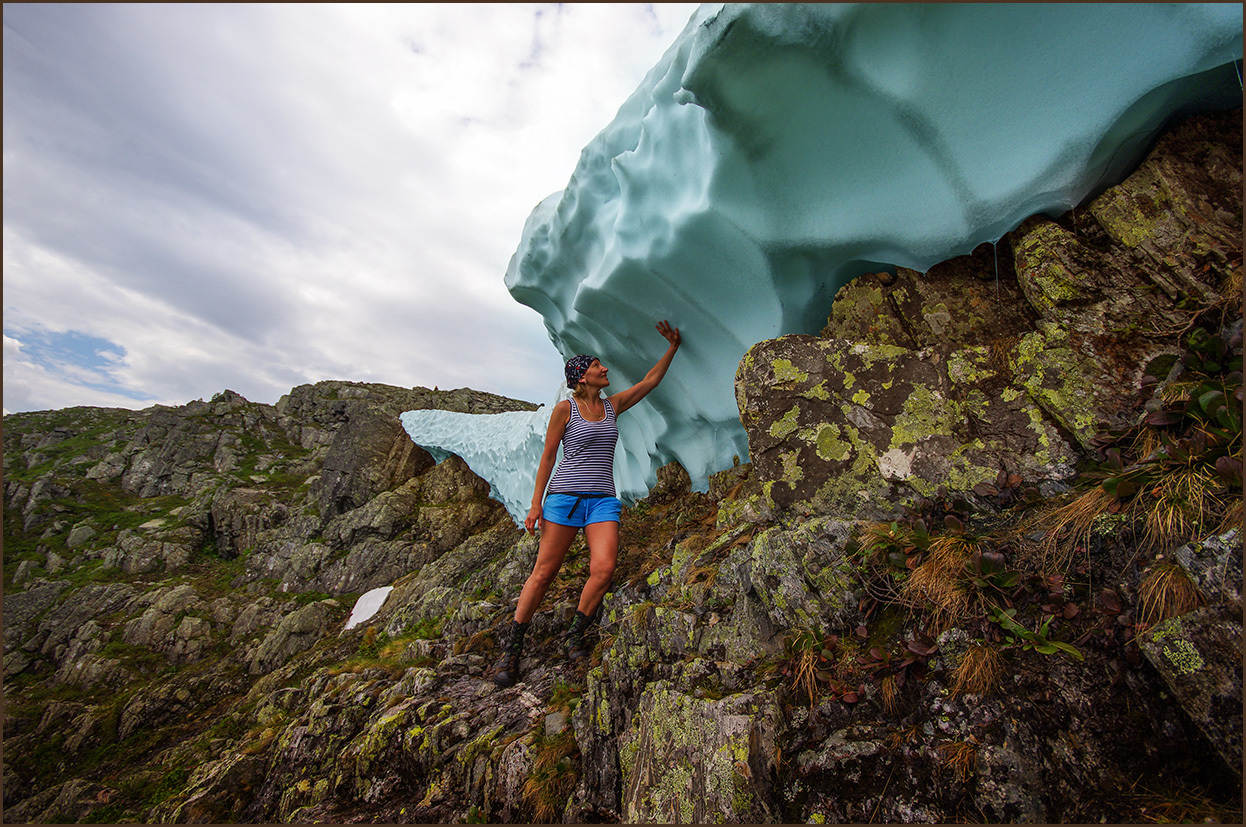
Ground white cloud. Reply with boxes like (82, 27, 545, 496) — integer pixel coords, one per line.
(2, 3, 702, 414)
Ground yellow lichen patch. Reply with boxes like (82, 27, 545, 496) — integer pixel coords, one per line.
(814, 424, 850, 462)
(1091, 186, 1159, 248)
(779, 450, 804, 483)
(769, 405, 801, 439)
(771, 359, 809, 387)
(1012, 328, 1101, 443)
(889, 384, 953, 447)
(802, 381, 831, 401)
(1161, 639, 1205, 675)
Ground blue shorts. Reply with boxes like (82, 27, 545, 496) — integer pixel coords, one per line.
(543, 493, 621, 527)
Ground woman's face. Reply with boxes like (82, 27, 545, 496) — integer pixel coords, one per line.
(581, 359, 609, 388)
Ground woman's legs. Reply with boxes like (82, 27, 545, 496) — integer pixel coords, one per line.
(513, 520, 580, 623)
(577, 520, 619, 616)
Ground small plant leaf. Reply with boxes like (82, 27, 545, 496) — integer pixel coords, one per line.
(979, 550, 1006, 575)
(1145, 410, 1183, 427)
(1199, 389, 1226, 414)
(1215, 455, 1244, 487)
(906, 638, 938, 657)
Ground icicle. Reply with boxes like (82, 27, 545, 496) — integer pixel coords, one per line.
(993, 240, 1000, 298)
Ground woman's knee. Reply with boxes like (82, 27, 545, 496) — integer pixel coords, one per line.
(529, 562, 561, 586)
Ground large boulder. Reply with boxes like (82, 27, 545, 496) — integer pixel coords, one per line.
(317, 407, 435, 519)
(617, 682, 784, 823)
(249, 600, 343, 675)
(737, 334, 1081, 518)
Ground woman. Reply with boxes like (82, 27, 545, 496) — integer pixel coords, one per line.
(493, 320, 681, 687)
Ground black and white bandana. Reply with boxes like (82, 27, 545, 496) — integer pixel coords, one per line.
(564, 354, 598, 389)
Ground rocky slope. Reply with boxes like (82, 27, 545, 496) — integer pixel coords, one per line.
(3, 110, 1242, 824)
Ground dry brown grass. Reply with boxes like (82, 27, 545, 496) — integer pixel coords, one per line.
(951, 643, 1003, 696)
(878, 674, 900, 714)
(1137, 562, 1206, 631)
(1027, 486, 1117, 572)
(886, 724, 921, 750)
(938, 739, 978, 782)
(1215, 498, 1244, 536)
(522, 728, 580, 823)
(453, 627, 495, 656)
(1127, 777, 1243, 824)
(1137, 465, 1227, 553)
(988, 335, 1022, 379)
(899, 535, 979, 632)
(790, 646, 820, 708)
(835, 637, 862, 674)
(900, 567, 973, 633)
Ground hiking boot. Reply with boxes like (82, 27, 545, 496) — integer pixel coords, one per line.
(492, 620, 528, 687)
(564, 610, 594, 661)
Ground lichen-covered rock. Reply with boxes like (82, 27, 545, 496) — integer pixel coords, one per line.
(729, 518, 861, 636)
(249, 599, 343, 675)
(1138, 604, 1242, 777)
(618, 681, 784, 823)
(736, 334, 1080, 518)
(1172, 528, 1241, 608)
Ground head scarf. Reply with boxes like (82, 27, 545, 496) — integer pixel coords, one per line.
(564, 354, 598, 389)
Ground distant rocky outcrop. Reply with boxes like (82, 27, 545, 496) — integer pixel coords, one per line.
(3, 112, 1240, 824)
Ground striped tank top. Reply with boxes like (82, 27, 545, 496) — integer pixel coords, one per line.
(547, 397, 618, 496)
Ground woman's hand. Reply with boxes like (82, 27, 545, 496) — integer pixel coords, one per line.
(656, 320, 681, 348)
(524, 504, 542, 535)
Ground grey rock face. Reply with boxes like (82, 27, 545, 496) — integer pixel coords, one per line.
(318, 407, 435, 519)
(618, 682, 784, 823)
(249, 600, 343, 675)
(1172, 528, 1241, 608)
(65, 524, 96, 549)
(210, 488, 290, 558)
(1138, 530, 1244, 778)
(122, 584, 205, 654)
(3, 580, 72, 647)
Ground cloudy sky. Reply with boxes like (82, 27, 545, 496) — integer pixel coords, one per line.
(3, 3, 702, 415)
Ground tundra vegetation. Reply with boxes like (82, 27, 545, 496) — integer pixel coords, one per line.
(3, 110, 1241, 823)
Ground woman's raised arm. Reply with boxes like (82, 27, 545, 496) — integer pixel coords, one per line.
(608, 321, 681, 416)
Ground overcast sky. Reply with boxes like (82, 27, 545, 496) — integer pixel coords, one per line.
(3, 3, 702, 415)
